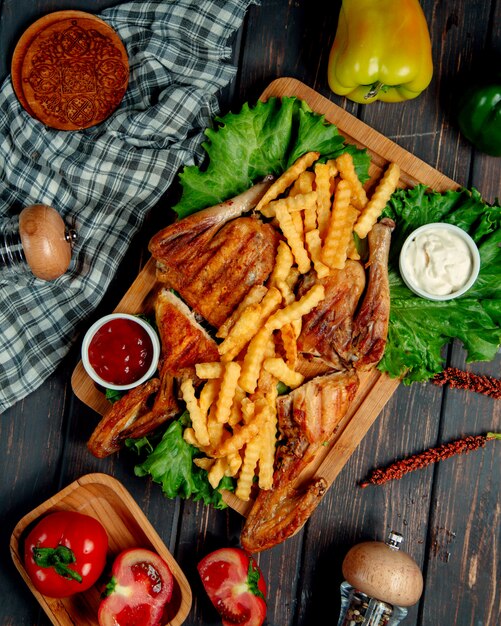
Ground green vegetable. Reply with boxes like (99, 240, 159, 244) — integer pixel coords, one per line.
(173, 96, 370, 218)
(129, 412, 234, 509)
(457, 81, 501, 157)
(380, 185, 501, 382)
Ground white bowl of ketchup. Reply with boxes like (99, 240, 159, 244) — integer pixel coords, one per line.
(81, 313, 160, 391)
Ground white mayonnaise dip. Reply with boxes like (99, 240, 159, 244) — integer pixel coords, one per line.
(403, 227, 473, 295)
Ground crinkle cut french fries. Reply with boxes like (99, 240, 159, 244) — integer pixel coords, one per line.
(180, 152, 400, 502)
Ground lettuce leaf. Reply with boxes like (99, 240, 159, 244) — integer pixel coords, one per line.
(172, 97, 370, 218)
(380, 185, 501, 382)
(130, 412, 234, 509)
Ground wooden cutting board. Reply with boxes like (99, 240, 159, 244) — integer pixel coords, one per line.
(72, 77, 459, 515)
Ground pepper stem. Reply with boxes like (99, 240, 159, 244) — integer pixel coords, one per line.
(487, 432, 501, 440)
(364, 81, 384, 99)
(32, 545, 83, 583)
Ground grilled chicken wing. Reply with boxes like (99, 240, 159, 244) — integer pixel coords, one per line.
(154, 288, 219, 377)
(87, 378, 161, 458)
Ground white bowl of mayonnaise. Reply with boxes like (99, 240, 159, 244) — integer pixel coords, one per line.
(399, 223, 480, 301)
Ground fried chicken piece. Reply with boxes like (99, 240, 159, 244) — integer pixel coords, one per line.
(350, 217, 395, 370)
(120, 365, 179, 440)
(154, 288, 219, 377)
(87, 378, 160, 458)
(240, 369, 359, 553)
(297, 260, 366, 369)
(149, 182, 279, 328)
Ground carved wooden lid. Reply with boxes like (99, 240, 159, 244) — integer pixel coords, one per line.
(12, 11, 129, 131)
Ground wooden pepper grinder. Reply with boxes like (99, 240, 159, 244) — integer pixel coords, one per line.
(0, 205, 76, 280)
(337, 531, 424, 625)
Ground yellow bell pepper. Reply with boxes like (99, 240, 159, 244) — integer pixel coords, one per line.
(327, 0, 433, 103)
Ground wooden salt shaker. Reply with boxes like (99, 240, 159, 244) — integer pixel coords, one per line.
(0, 205, 76, 280)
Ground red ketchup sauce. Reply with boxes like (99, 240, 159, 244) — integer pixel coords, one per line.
(88, 318, 154, 386)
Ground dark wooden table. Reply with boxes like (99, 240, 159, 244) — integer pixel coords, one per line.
(1, 1, 499, 625)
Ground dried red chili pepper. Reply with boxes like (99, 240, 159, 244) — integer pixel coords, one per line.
(432, 367, 501, 399)
(360, 432, 500, 488)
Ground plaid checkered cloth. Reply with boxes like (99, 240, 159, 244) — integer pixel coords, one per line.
(0, 0, 255, 413)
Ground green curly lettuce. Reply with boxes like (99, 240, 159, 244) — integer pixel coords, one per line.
(379, 185, 501, 382)
(172, 96, 370, 218)
(128, 412, 234, 509)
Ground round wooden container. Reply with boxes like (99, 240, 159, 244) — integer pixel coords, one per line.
(12, 10, 129, 131)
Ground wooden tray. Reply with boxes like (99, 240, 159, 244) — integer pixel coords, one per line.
(71, 78, 460, 516)
(10, 473, 192, 626)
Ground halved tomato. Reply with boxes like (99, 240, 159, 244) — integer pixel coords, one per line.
(197, 547, 267, 626)
(98, 548, 174, 626)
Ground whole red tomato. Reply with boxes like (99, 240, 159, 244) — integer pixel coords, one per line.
(98, 548, 174, 626)
(197, 547, 267, 626)
(23, 510, 108, 598)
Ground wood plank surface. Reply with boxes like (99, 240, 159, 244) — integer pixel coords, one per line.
(0, 2, 499, 626)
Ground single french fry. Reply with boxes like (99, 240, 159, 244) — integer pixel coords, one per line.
(336, 152, 368, 210)
(215, 361, 241, 423)
(263, 357, 304, 389)
(235, 434, 262, 501)
(305, 229, 330, 278)
(303, 204, 317, 233)
(321, 179, 355, 267)
(255, 151, 320, 213)
(239, 326, 273, 394)
(266, 283, 325, 332)
(208, 458, 228, 489)
(216, 284, 267, 339)
(354, 162, 401, 239)
(193, 457, 215, 471)
(269, 240, 294, 287)
(275, 205, 311, 274)
(323, 204, 359, 269)
(326, 159, 338, 179)
(199, 378, 220, 417)
(314, 163, 333, 239)
(260, 191, 317, 218)
(180, 378, 210, 447)
(218, 302, 262, 359)
(183, 427, 202, 448)
(258, 411, 277, 490)
(196, 362, 224, 379)
(291, 210, 305, 243)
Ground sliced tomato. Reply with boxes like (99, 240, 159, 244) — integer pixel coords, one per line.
(98, 548, 174, 626)
(197, 547, 267, 626)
